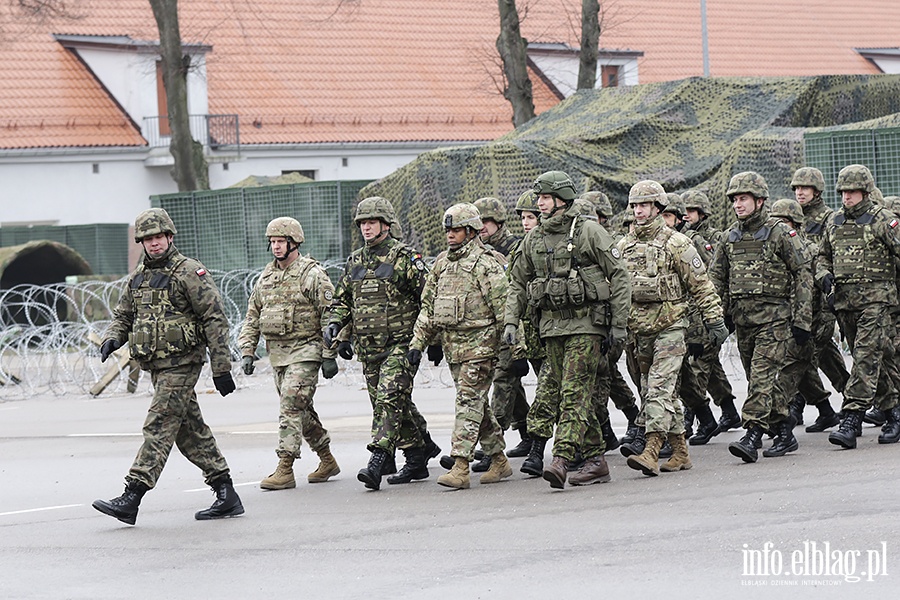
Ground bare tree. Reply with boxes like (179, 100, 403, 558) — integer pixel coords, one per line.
(496, 0, 535, 128)
(577, 0, 599, 90)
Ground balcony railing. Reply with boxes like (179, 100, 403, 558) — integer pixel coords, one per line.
(142, 114, 240, 154)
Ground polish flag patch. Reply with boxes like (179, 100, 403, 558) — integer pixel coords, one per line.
(788, 230, 797, 237)
(705, 244, 713, 252)
(890, 219, 899, 229)
(196, 268, 207, 276)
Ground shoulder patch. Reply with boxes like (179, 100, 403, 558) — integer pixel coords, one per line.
(610, 247, 621, 259)
(196, 268, 207, 276)
(691, 256, 703, 269)
(705, 244, 713, 252)
(890, 219, 899, 229)
(788, 230, 797, 237)
(324, 290, 334, 301)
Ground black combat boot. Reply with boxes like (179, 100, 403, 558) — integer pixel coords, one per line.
(763, 420, 799, 457)
(805, 401, 840, 432)
(689, 404, 721, 446)
(788, 393, 805, 427)
(620, 426, 646, 457)
(357, 448, 390, 490)
(600, 419, 620, 452)
(829, 411, 864, 449)
(520, 436, 548, 477)
(878, 407, 900, 444)
(471, 454, 492, 473)
(728, 426, 764, 463)
(717, 397, 741, 432)
(567, 450, 584, 472)
(864, 407, 886, 426)
(381, 452, 397, 476)
(683, 408, 695, 440)
(195, 475, 245, 520)
(658, 439, 673, 458)
(620, 405, 640, 445)
(505, 428, 532, 458)
(423, 431, 441, 462)
(92, 480, 149, 526)
(439, 455, 455, 470)
(474, 448, 485, 461)
(387, 446, 430, 484)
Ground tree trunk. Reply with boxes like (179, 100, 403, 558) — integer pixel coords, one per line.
(577, 0, 600, 90)
(496, 0, 535, 128)
(148, 0, 209, 191)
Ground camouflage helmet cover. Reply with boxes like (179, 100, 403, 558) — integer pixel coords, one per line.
(571, 198, 599, 220)
(580, 191, 613, 217)
(443, 202, 483, 230)
(790, 167, 826, 193)
(662, 193, 684, 215)
(266, 217, 305, 244)
(472, 197, 507, 224)
(727, 171, 769, 199)
(871, 186, 884, 204)
(354, 196, 397, 225)
(134, 208, 177, 242)
(682, 190, 711, 215)
(515, 189, 539, 214)
(835, 164, 875, 194)
(533, 170, 577, 201)
(628, 180, 668, 209)
(769, 199, 805, 227)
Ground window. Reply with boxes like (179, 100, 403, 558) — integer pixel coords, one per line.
(282, 169, 316, 180)
(156, 61, 170, 136)
(601, 65, 620, 88)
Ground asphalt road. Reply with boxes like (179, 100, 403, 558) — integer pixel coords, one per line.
(1, 361, 897, 599)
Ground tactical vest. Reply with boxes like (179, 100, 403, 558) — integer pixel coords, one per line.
(255, 258, 320, 340)
(724, 217, 792, 299)
(621, 226, 686, 303)
(128, 256, 200, 360)
(831, 206, 895, 283)
(432, 247, 495, 329)
(349, 242, 420, 336)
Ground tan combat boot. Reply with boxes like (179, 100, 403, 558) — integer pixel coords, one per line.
(437, 457, 470, 489)
(479, 453, 512, 484)
(308, 446, 341, 483)
(660, 432, 693, 472)
(260, 456, 296, 490)
(626, 431, 665, 477)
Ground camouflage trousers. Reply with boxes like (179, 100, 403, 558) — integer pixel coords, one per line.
(813, 313, 850, 394)
(127, 363, 229, 489)
(735, 320, 791, 430)
(363, 344, 425, 454)
(690, 340, 736, 407)
(633, 323, 687, 435)
(491, 344, 530, 432)
(527, 334, 605, 461)
(837, 305, 900, 413)
(272, 361, 330, 459)
(448, 360, 505, 461)
(782, 335, 831, 407)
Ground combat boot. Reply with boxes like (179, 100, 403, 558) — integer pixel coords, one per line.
(864, 407, 886, 426)
(381, 452, 397, 476)
(788, 393, 805, 427)
(600, 419, 620, 453)
(689, 404, 720, 446)
(423, 431, 441, 462)
(387, 446, 429, 484)
(620, 426, 646, 457)
(626, 432, 665, 477)
(308, 446, 340, 483)
(471, 454, 492, 473)
(805, 401, 840, 432)
(660, 432, 692, 472)
(506, 428, 532, 458)
(92, 480, 149, 525)
(568, 455, 611, 486)
(480, 453, 513, 484)
(521, 436, 547, 477)
(542, 456, 569, 489)
(568, 450, 584, 472)
(439, 455, 455, 470)
(878, 407, 900, 444)
(195, 476, 244, 520)
(357, 448, 389, 490)
(683, 408, 695, 440)
(260, 456, 296, 490)
(829, 411, 863, 449)
(658, 439, 673, 459)
(728, 426, 763, 463)
(437, 457, 470, 489)
(763, 420, 799, 457)
(717, 397, 741, 432)
(620, 405, 640, 445)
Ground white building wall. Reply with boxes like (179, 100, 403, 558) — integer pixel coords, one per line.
(871, 57, 900, 74)
(528, 54, 640, 97)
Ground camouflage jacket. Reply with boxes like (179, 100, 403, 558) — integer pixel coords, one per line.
(691, 218, 724, 249)
(817, 197, 900, 310)
(801, 197, 833, 241)
(410, 238, 507, 364)
(483, 225, 522, 257)
(505, 203, 631, 338)
(105, 245, 232, 374)
(507, 238, 544, 360)
(619, 216, 723, 336)
(239, 254, 335, 367)
(681, 226, 717, 344)
(327, 237, 427, 361)
(710, 207, 813, 329)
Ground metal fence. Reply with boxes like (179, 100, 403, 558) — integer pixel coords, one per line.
(142, 114, 240, 153)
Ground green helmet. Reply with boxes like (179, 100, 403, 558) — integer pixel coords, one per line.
(473, 197, 507, 224)
(266, 217, 304, 244)
(354, 196, 397, 225)
(682, 190, 711, 215)
(871, 186, 884, 204)
(726, 171, 769, 199)
(572, 198, 599, 220)
(533, 170, 577, 201)
(134, 208, 177, 242)
(515, 190, 539, 214)
(443, 202, 483, 230)
(790, 167, 825, 193)
(769, 199, 804, 227)
(662, 194, 685, 217)
(835, 164, 875, 194)
(628, 180, 668, 209)
(580, 191, 613, 218)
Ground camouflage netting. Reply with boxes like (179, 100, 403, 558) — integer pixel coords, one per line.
(360, 75, 900, 255)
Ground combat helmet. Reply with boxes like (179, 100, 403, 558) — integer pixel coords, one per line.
(835, 164, 875, 194)
(473, 197, 507, 224)
(533, 171, 578, 201)
(355, 196, 397, 225)
(515, 189, 539, 214)
(790, 167, 826, 193)
(726, 172, 769, 199)
(571, 198, 599, 221)
(266, 217, 304, 244)
(134, 208, 177, 243)
(682, 190, 711, 215)
(663, 193, 684, 216)
(580, 191, 613, 218)
(628, 180, 668, 210)
(769, 199, 805, 227)
(443, 203, 483, 231)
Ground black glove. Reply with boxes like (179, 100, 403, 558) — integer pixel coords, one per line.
(321, 358, 339, 379)
(337, 341, 354, 360)
(213, 372, 236, 397)
(687, 343, 705, 359)
(407, 348, 422, 367)
(512, 358, 530, 378)
(241, 355, 255, 375)
(791, 326, 812, 346)
(99, 339, 121, 363)
(724, 315, 736, 333)
(323, 323, 341, 347)
(426, 345, 443, 366)
(822, 273, 835, 312)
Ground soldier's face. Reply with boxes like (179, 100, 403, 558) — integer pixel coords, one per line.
(632, 201, 657, 224)
(794, 186, 816, 206)
(684, 208, 703, 224)
(446, 227, 469, 249)
(479, 219, 499, 239)
(269, 236, 290, 259)
(521, 211, 539, 233)
(662, 212, 679, 228)
(842, 190, 864, 208)
(359, 218, 388, 243)
(141, 233, 171, 257)
(732, 194, 761, 219)
(537, 194, 564, 216)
